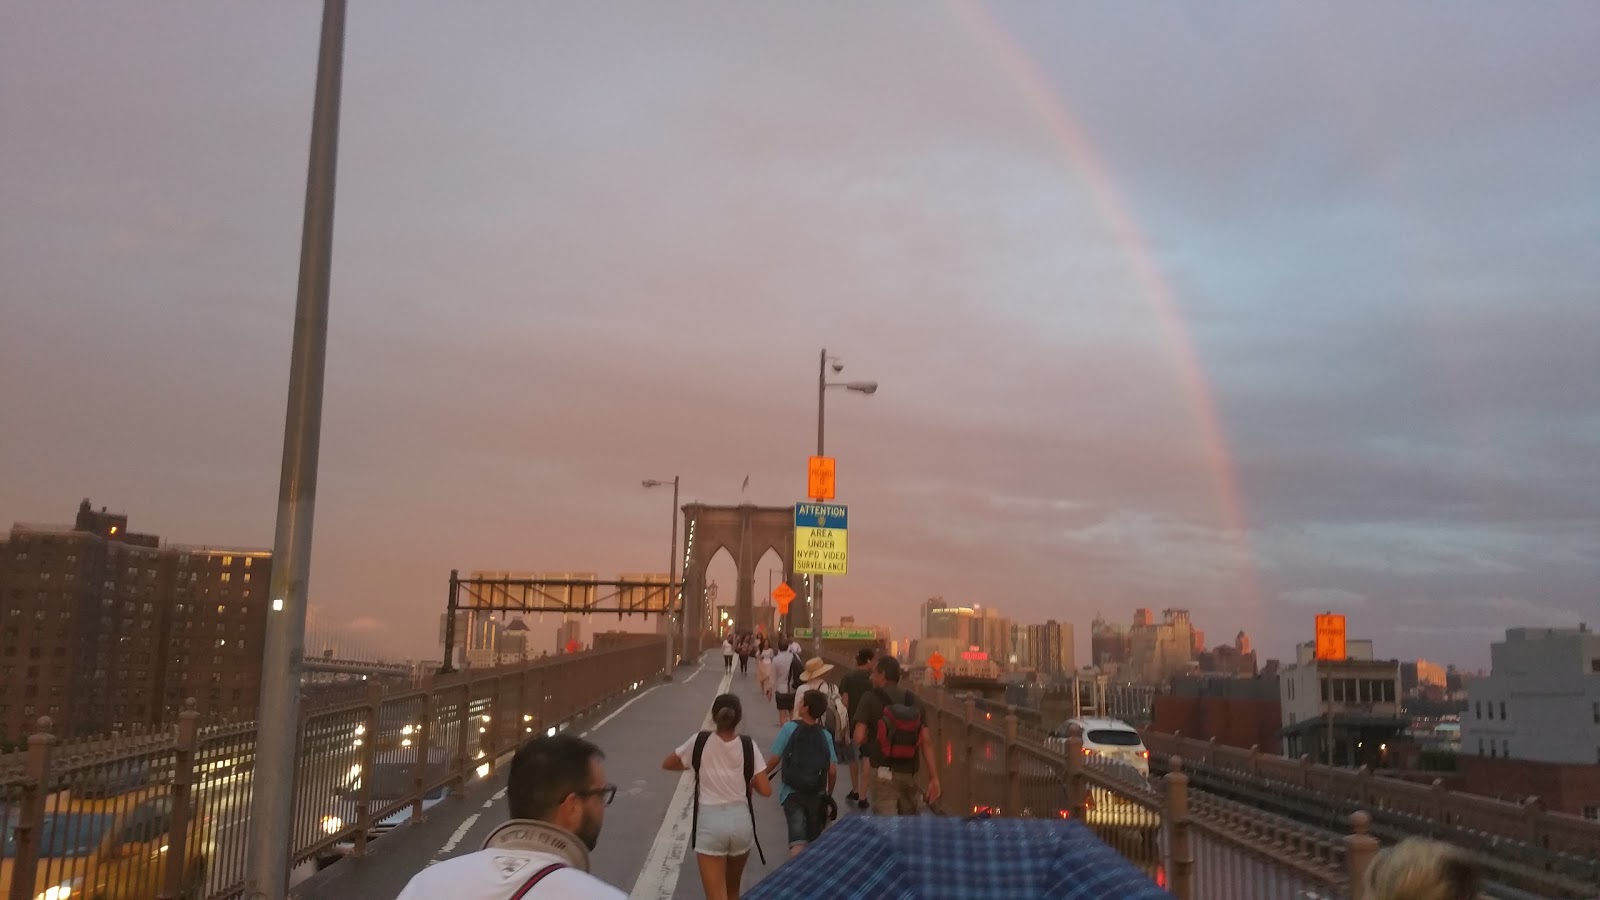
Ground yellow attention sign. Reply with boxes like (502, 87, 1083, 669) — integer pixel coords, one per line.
(793, 503, 848, 575)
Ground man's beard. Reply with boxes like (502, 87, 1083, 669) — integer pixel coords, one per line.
(575, 808, 602, 851)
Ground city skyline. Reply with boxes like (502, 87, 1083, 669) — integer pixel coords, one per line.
(5, 4, 1598, 670)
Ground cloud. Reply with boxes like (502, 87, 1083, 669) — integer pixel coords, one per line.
(1279, 588, 1369, 610)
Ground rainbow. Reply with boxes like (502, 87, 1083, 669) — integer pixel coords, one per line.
(952, 1, 1262, 614)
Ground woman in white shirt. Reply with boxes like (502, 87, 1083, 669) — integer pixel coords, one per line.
(756, 638, 775, 702)
(662, 694, 772, 900)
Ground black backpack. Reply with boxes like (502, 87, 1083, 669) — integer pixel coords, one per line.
(780, 722, 832, 796)
(788, 654, 805, 692)
(689, 731, 766, 864)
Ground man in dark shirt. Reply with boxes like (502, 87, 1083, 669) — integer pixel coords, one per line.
(851, 655, 941, 816)
(837, 647, 876, 810)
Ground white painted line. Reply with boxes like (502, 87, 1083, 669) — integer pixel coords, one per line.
(580, 684, 662, 738)
(493, 787, 507, 801)
(628, 670, 731, 900)
(437, 812, 481, 858)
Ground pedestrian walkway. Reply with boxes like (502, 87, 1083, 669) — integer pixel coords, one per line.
(294, 650, 860, 900)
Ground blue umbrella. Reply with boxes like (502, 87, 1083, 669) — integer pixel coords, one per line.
(743, 816, 1173, 900)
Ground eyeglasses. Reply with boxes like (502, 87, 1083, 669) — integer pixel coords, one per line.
(575, 784, 617, 806)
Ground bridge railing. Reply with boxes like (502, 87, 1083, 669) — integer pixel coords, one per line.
(1142, 730, 1600, 897)
(915, 687, 1383, 900)
(0, 638, 666, 900)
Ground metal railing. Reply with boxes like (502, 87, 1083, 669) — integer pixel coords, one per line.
(1, 638, 667, 900)
(1143, 731, 1600, 897)
(914, 688, 1383, 899)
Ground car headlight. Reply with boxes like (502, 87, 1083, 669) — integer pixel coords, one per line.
(35, 879, 81, 900)
(321, 815, 344, 834)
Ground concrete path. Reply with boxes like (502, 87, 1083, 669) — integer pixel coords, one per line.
(295, 651, 861, 900)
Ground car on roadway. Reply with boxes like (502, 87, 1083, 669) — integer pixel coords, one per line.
(1047, 717, 1160, 830)
(312, 747, 452, 871)
(0, 787, 213, 900)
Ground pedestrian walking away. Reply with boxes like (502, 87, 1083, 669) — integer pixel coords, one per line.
(662, 693, 771, 900)
(764, 690, 838, 856)
(738, 635, 752, 675)
(722, 637, 734, 672)
(851, 655, 941, 816)
(756, 640, 774, 702)
(770, 640, 798, 726)
(836, 646, 876, 810)
(395, 734, 625, 899)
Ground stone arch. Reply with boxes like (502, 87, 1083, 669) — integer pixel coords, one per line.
(681, 503, 806, 636)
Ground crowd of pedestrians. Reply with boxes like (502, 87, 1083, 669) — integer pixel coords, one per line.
(394, 641, 946, 899)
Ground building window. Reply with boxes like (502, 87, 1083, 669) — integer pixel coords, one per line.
(1592, 702, 1598, 725)
(221, 573, 231, 583)
(1487, 704, 1494, 720)
(222, 556, 233, 567)
(1502, 740, 1510, 758)
(1583, 806, 1597, 821)
(1489, 742, 1496, 759)
(244, 557, 252, 568)
(1288, 712, 1296, 725)
(1498, 702, 1506, 720)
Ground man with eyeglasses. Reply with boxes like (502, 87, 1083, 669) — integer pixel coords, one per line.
(395, 734, 626, 899)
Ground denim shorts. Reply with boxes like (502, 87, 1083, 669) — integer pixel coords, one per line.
(782, 795, 824, 846)
(695, 802, 753, 857)
(836, 738, 859, 765)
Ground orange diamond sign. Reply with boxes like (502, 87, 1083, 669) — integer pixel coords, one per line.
(772, 583, 796, 605)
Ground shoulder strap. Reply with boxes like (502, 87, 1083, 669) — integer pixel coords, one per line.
(690, 731, 710, 849)
(507, 863, 566, 900)
(741, 736, 766, 865)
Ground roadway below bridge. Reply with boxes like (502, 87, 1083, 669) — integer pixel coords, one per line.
(293, 651, 867, 900)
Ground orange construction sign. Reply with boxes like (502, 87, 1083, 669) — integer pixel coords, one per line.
(771, 576, 796, 611)
(927, 651, 946, 673)
(1314, 613, 1346, 661)
(808, 456, 836, 501)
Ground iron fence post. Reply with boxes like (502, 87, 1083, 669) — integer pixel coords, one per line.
(1165, 756, 1193, 900)
(353, 682, 380, 857)
(1003, 705, 1021, 816)
(453, 679, 470, 794)
(1346, 811, 1379, 899)
(411, 689, 436, 820)
(962, 696, 978, 813)
(157, 701, 200, 900)
(9, 718, 54, 900)
(1065, 733, 1087, 821)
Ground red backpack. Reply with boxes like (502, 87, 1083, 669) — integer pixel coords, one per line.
(874, 688, 922, 763)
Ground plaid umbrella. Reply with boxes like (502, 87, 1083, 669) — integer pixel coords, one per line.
(742, 816, 1172, 900)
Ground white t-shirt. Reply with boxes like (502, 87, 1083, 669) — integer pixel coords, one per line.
(793, 679, 823, 713)
(675, 731, 754, 806)
(394, 847, 625, 900)
(722, 640, 733, 656)
(771, 650, 797, 692)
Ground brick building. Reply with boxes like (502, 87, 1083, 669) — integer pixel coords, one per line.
(1151, 674, 1283, 754)
(0, 500, 270, 740)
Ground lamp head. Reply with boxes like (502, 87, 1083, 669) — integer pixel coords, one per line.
(642, 479, 660, 488)
(831, 360, 845, 373)
(846, 381, 879, 395)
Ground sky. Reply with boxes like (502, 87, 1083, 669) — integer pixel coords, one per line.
(2, 3, 1597, 669)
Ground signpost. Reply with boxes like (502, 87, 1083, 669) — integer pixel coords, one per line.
(1315, 613, 1347, 661)
(927, 651, 945, 683)
(792, 626, 878, 641)
(793, 503, 848, 575)
(808, 456, 836, 501)
(772, 582, 795, 616)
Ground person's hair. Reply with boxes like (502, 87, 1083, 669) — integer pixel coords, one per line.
(856, 647, 876, 665)
(875, 655, 902, 683)
(1364, 838, 1481, 900)
(801, 690, 829, 720)
(712, 693, 742, 731)
(507, 735, 603, 821)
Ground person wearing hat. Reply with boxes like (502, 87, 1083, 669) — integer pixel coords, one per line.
(792, 658, 845, 758)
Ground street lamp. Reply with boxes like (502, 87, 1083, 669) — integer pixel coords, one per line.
(813, 349, 877, 657)
(642, 477, 680, 679)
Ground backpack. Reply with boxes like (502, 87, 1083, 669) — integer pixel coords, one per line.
(817, 683, 849, 743)
(780, 722, 832, 795)
(788, 655, 805, 692)
(874, 687, 922, 765)
(689, 731, 766, 864)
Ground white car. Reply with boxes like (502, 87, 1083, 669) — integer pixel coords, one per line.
(1047, 717, 1159, 829)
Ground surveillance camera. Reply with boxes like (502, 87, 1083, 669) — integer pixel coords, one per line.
(831, 361, 844, 373)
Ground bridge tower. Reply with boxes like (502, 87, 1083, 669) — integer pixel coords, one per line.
(680, 503, 803, 636)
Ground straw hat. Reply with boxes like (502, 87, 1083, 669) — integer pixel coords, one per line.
(799, 657, 835, 683)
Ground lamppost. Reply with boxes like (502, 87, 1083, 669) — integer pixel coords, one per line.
(248, 1, 345, 896)
(813, 348, 877, 657)
(642, 477, 680, 678)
